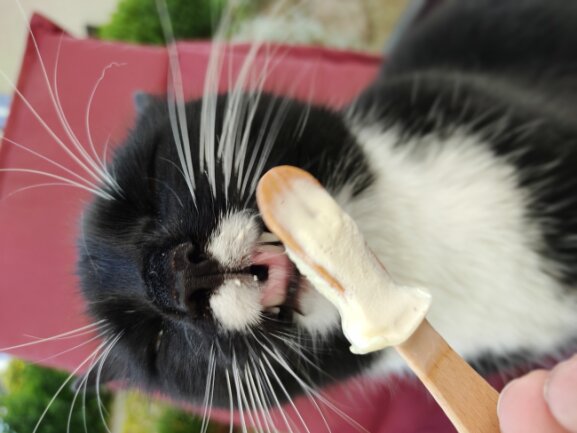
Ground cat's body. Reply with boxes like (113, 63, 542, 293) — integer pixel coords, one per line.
(79, 0, 577, 419)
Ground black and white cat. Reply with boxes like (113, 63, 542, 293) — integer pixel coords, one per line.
(78, 0, 577, 422)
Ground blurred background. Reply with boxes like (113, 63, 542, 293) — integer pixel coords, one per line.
(0, 0, 430, 431)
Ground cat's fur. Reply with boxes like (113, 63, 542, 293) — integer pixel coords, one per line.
(79, 0, 577, 415)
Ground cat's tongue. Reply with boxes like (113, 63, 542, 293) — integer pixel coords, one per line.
(252, 245, 293, 308)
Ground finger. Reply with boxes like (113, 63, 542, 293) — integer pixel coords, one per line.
(498, 370, 568, 433)
(546, 355, 577, 433)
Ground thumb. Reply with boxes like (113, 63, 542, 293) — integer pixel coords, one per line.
(545, 355, 577, 433)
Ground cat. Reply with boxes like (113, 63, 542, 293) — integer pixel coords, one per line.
(77, 0, 577, 426)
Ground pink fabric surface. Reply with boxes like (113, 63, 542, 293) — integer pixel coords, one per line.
(0, 14, 505, 432)
(203, 374, 506, 433)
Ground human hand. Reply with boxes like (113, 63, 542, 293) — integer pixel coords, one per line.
(498, 355, 577, 433)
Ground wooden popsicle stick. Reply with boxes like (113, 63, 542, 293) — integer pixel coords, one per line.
(397, 319, 500, 433)
(256, 165, 501, 433)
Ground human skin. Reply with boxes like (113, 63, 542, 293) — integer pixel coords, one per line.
(498, 355, 577, 433)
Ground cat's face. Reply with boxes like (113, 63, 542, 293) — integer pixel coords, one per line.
(78, 92, 376, 406)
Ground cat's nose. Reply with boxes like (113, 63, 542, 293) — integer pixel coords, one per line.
(171, 242, 223, 318)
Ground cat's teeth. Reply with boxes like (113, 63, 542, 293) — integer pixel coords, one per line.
(253, 274, 259, 282)
(258, 232, 281, 244)
(255, 244, 285, 254)
(265, 306, 281, 316)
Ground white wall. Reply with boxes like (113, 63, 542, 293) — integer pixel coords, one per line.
(0, 0, 119, 93)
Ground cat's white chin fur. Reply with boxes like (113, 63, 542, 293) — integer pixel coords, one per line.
(207, 210, 340, 333)
(210, 279, 263, 331)
(208, 211, 260, 270)
(295, 281, 340, 336)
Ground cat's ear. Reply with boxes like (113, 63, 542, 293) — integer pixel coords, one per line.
(70, 360, 117, 394)
(133, 91, 163, 116)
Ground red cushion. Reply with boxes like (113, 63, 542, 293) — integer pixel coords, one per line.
(0, 14, 504, 432)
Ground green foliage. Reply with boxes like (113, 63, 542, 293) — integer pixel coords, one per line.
(99, 0, 226, 44)
(120, 390, 161, 432)
(156, 406, 204, 433)
(118, 390, 232, 433)
(0, 360, 111, 433)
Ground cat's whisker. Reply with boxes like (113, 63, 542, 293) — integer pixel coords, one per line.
(226, 35, 292, 203)
(22, 327, 103, 346)
(267, 333, 320, 377)
(240, 95, 279, 202)
(258, 354, 310, 433)
(100, 135, 113, 173)
(294, 66, 316, 141)
(240, 369, 261, 433)
(260, 341, 369, 433)
(182, 328, 193, 351)
(200, 6, 234, 198)
(52, 36, 121, 194)
(207, 349, 217, 433)
(225, 368, 235, 433)
(258, 354, 302, 433)
(81, 367, 90, 433)
(248, 79, 301, 194)
(199, 346, 216, 433)
(155, 0, 198, 207)
(245, 362, 274, 433)
(235, 44, 292, 195)
(0, 321, 104, 352)
(5, 182, 89, 199)
(238, 357, 263, 433)
(248, 332, 297, 433)
(219, 41, 265, 202)
(262, 339, 334, 433)
(74, 329, 113, 433)
(3, 7, 119, 194)
(36, 332, 105, 366)
(245, 104, 290, 198)
(79, 214, 103, 275)
(232, 351, 249, 433)
(234, 89, 266, 194)
(84, 332, 121, 433)
(268, 330, 314, 359)
(83, 60, 127, 176)
(250, 359, 279, 431)
(237, 35, 309, 204)
(167, 81, 196, 200)
(274, 328, 316, 344)
(66, 334, 106, 433)
(2, 136, 106, 191)
(149, 176, 185, 209)
(158, 156, 190, 181)
(242, 339, 266, 433)
(94, 332, 124, 433)
(219, 8, 284, 200)
(31, 336, 112, 433)
(0, 167, 114, 199)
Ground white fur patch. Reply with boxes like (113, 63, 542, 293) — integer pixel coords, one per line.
(204, 124, 577, 368)
(341, 124, 577, 373)
(295, 281, 340, 336)
(207, 211, 260, 269)
(210, 279, 262, 331)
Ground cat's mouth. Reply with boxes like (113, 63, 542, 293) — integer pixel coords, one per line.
(250, 241, 302, 318)
(206, 230, 304, 331)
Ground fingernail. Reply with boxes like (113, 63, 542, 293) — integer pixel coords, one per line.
(544, 356, 577, 432)
(497, 379, 516, 418)
(544, 357, 572, 403)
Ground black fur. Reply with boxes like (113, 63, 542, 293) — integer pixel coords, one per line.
(354, 0, 577, 285)
(79, 93, 376, 405)
(79, 0, 577, 409)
